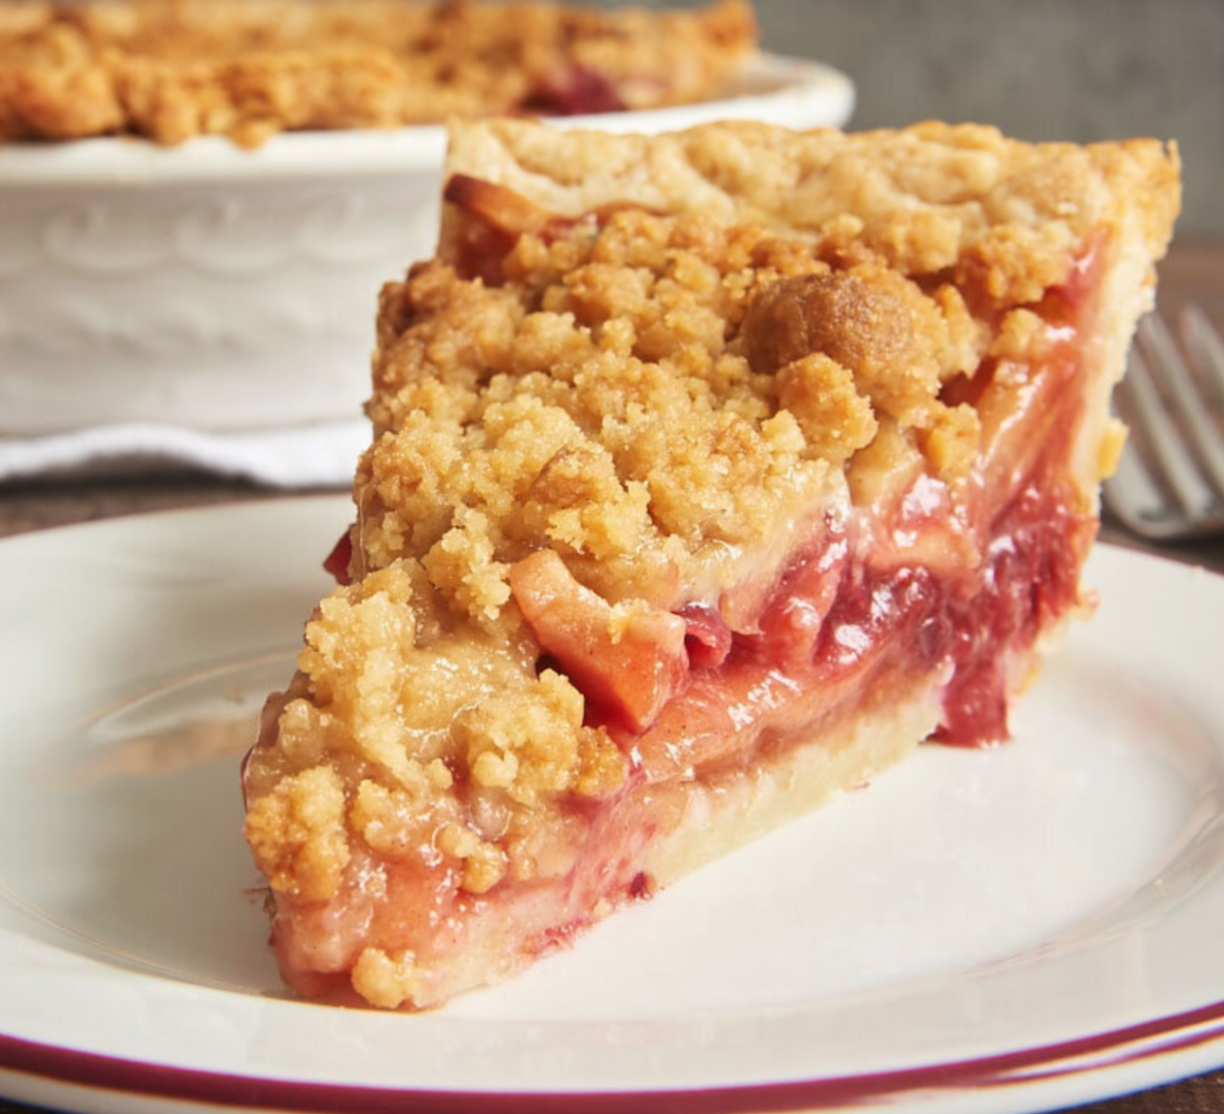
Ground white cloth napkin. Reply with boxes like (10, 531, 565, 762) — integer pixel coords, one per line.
(0, 419, 371, 489)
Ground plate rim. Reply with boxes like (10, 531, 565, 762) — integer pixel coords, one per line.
(2, 998, 1224, 1113)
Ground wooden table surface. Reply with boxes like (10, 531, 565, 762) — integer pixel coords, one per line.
(1, 240, 1223, 1113)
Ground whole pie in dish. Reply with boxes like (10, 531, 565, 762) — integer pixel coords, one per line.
(0, 0, 755, 146)
(243, 119, 1179, 1009)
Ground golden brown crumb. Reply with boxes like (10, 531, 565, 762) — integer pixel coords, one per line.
(456, 669, 624, 806)
(0, 0, 756, 144)
(244, 765, 350, 901)
(351, 946, 420, 1009)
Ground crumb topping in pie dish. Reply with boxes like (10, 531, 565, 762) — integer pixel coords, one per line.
(0, 0, 756, 146)
(243, 119, 1179, 1010)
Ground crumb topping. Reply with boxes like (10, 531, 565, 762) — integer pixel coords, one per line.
(351, 946, 420, 1010)
(244, 765, 350, 901)
(364, 205, 990, 603)
(0, 0, 755, 145)
(443, 120, 1180, 303)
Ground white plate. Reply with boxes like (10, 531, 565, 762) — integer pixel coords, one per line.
(0, 496, 1222, 1114)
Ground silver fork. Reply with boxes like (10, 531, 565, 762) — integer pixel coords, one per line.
(1103, 306, 1224, 541)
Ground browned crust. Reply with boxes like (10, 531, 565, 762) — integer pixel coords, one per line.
(442, 119, 1180, 300)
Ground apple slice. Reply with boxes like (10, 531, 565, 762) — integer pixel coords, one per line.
(510, 550, 689, 733)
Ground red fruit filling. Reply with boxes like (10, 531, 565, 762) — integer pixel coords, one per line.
(677, 603, 733, 669)
(520, 65, 626, 116)
(323, 530, 353, 586)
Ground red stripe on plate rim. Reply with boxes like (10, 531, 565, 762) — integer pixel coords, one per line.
(2, 999, 1224, 1112)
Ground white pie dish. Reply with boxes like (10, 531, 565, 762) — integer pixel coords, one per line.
(0, 53, 853, 439)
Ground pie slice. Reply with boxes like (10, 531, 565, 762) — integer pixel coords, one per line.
(243, 119, 1179, 1009)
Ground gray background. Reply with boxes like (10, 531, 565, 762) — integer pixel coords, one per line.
(598, 0, 1223, 238)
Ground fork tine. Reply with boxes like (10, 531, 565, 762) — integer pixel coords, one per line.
(1181, 305, 1224, 403)
(1103, 428, 1171, 534)
(1118, 340, 1215, 518)
(1141, 312, 1224, 501)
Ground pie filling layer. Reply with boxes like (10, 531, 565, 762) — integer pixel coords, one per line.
(269, 479, 1090, 1008)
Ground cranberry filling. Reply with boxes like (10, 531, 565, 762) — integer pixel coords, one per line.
(677, 603, 733, 669)
(520, 65, 626, 116)
(323, 530, 353, 586)
(630, 478, 1091, 770)
(802, 482, 1091, 747)
(932, 485, 1093, 743)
